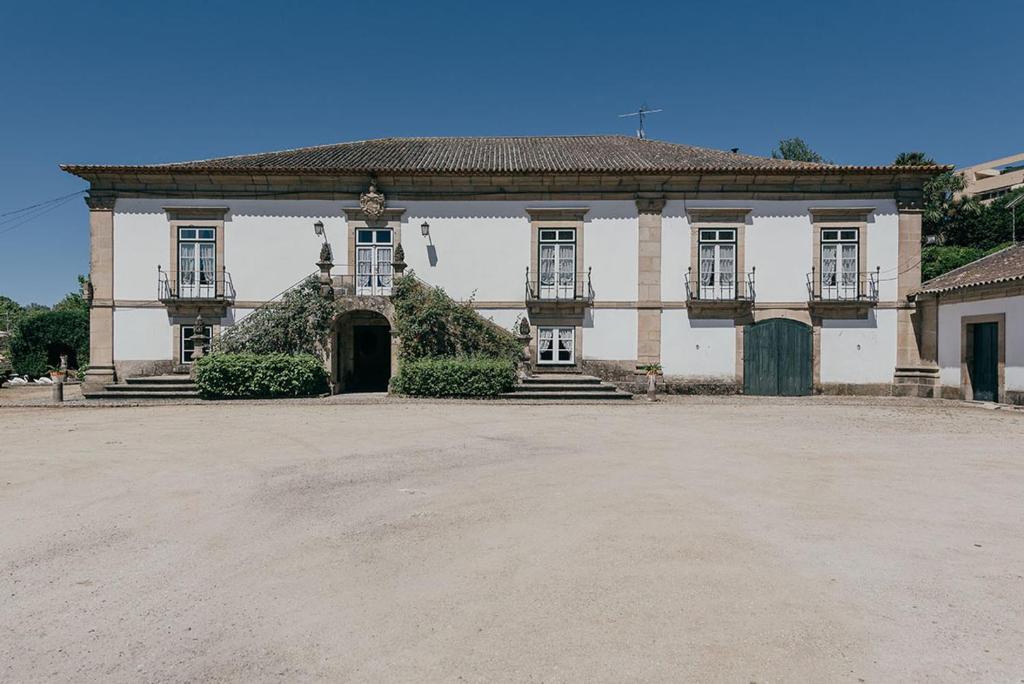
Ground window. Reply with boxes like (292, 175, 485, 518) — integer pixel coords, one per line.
(821, 228, 859, 299)
(177, 226, 216, 298)
(539, 229, 576, 299)
(538, 327, 574, 364)
(180, 324, 212, 364)
(355, 229, 393, 295)
(698, 228, 736, 299)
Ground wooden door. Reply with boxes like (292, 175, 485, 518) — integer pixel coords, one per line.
(971, 322, 998, 402)
(743, 318, 812, 396)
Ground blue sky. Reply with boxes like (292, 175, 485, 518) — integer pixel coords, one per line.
(1, 0, 1021, 305)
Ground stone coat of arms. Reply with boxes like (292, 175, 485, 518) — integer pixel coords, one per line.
(359, 180, 386, 218)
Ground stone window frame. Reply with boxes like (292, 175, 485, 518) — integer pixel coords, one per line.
(170, 321, 220, 365)
(686, 208, 750, 290)
(809, 208, 873, 299)
(163, 207, 228, 297)
(525, 208, 589, 364)
(959, 312, 1006, 402)
(342, 207, 406, 279)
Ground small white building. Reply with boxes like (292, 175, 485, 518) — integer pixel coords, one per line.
(60, 136, 944, 396)
(915, 243, 1024, 405)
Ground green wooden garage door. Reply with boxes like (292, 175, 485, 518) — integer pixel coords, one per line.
(743, 318, 812, 396)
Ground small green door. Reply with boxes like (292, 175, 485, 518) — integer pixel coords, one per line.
(743, 318, 812, 396)
(971, 322, 998, 402)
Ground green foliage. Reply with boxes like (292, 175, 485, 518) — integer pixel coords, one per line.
(392, 274, 521, 363)
(0, 295, 22, 331)
(922, 243, 1012, 283)
(216, 276, 334, 360)
(391, 356, 516, 397)
(10, 308, 89, 377)
(894, 151, 936, 166)
(53, 275, 90, 315)
(770, 137, 830, 163)
(938, 191, 1023, 249)
(193, 353, 328, 399)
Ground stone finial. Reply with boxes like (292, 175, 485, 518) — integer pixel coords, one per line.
(319, 241, 333, 263)
(191, 314, 208, 362)
(392, 242, 407, 274)
(517, 315, 531, 337)
(317, 243, 334, 299)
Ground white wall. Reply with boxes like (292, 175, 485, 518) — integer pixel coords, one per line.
(583, 308, 637, 361)
(938, 295, 1024, 391)
(660, 311, 736, 379)
(662, 199, 899, 303)
(819, 309, 897, 384)
(113, 308, 172, 360)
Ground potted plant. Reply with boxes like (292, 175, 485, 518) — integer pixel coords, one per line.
(640, 363, 662, 402)
(48, 365, 66, 381)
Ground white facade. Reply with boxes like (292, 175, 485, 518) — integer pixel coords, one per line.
(937, 294, 1024, 400)
(107, 196, 904, 391)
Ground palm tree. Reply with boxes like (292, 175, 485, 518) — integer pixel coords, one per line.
(894, 151, 936, 166)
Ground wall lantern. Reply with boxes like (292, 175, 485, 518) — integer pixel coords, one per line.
(420, 221, 430, 237)
(313, 220, 325, 239)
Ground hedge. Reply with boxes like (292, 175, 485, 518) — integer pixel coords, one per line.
(193, 353, 329, 399)
(10, 308, 89, 378)
(390, 356, 516, 397)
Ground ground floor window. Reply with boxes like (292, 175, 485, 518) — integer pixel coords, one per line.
(538, 326, 574, 364)
(181, 325, 212, 363)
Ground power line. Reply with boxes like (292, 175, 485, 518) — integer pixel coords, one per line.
(0, 194, 81, 237)
(0, 189, 85, 218)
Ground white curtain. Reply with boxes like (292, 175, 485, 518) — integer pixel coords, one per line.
(356, 247, 373, 288)
(840, 244, 857, 287)
(538, 327, 554, 360)
(822, 244, 837, 287)
(540, 245, 555, 286)
(558, 328, 574, 361)
(719, 244, 735, 288)
(699, 244, 715, 286)
(198, 243, 215, 286)
(376, 246, 393, 289)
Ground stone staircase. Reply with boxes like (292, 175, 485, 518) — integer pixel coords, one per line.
(98, 374, 200, 400)
(501, 373, 633, 401)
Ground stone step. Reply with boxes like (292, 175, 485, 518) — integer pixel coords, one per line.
(106, 383, 196, 392)
(522, 374, 602, 385)
(499, 390, 633, 400)
(513, 383, 617, 392)
(124, 375, 193, 385)
(94, 390, 200, 400)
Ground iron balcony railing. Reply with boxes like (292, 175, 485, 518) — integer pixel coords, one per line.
(525, 268, 594, 302)
(332, 273, 394, 297)
(685, 267, 756, 302)
(158, 267, 235, 301)
(807, 267, 879, 302)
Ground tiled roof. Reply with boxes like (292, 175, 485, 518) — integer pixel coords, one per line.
(918, 242, 1024, 294)
(60, 135, 948, 177)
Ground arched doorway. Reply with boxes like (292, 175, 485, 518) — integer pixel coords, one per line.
(743, 318, 812, 396)
(333, 310, 393, 392)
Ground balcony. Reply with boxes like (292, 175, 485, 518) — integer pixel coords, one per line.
(684, 268, 755, 318)
(331, 274, 393, 299)
(806, 267, 879, 318)
(157, 267, 235, 316)
(525, 268, 594, 316)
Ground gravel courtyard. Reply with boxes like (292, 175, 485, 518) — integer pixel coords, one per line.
(2, 399, 1023, 682)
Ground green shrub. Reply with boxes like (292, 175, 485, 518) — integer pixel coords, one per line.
(10, 309, 89, 378)
(391, 356, 516, 397)
(216, 276, 334, 360)
(922, 243, 1011, 283)
(194, 353, 328, 399)
(392, 274, 521, 363)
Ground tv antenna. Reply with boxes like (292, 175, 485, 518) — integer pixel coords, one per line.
(619, 104, 663, 139)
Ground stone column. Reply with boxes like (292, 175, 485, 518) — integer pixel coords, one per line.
(636, 198, 665, 366)
(892, 205, 940, 395)
(82, 195, 116, 395)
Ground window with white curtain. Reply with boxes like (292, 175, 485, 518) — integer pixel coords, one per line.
(538, 326, 574, 364)
(538, 229, 576, 299)
(356, 229, 393, 295)
(698, 228, 736, 299)
(821, 228, 859, 299)
(177, 226, 216, 298)
(180, 324, 212, 363)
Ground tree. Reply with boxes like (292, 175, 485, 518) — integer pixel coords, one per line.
(894, 151, 936, 166)
(0, 296, 22, 331)
(770, 137, 831, 163)
(53, 275, 89, 315)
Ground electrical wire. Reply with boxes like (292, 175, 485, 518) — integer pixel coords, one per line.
(0, 190, 85, 218)
(0, 194, 82, 237)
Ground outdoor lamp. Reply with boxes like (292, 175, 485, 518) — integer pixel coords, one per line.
(421, 221, 430, 237)
(313, 220, 325, 239)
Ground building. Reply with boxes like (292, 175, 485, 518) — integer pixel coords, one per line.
(60, 135, 945, 397)
(914, 242, 1024, 405)
(956, 153, 1024, 204)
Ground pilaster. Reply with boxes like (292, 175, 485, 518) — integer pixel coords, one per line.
(892, 207, 939, 395)
(83, 194, 116, 394)
(636, 198, 665, 365)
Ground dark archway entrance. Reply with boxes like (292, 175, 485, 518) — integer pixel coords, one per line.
(334, 310, 392, 392)
(743, 318, 812, 396)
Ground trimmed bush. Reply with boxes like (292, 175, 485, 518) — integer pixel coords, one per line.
(10, 308, 89, 378)
(194, 353, 328, 399)
(391, 356, 516, 397)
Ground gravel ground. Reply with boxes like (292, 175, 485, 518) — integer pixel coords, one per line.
(2, 400, 1023, 682)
